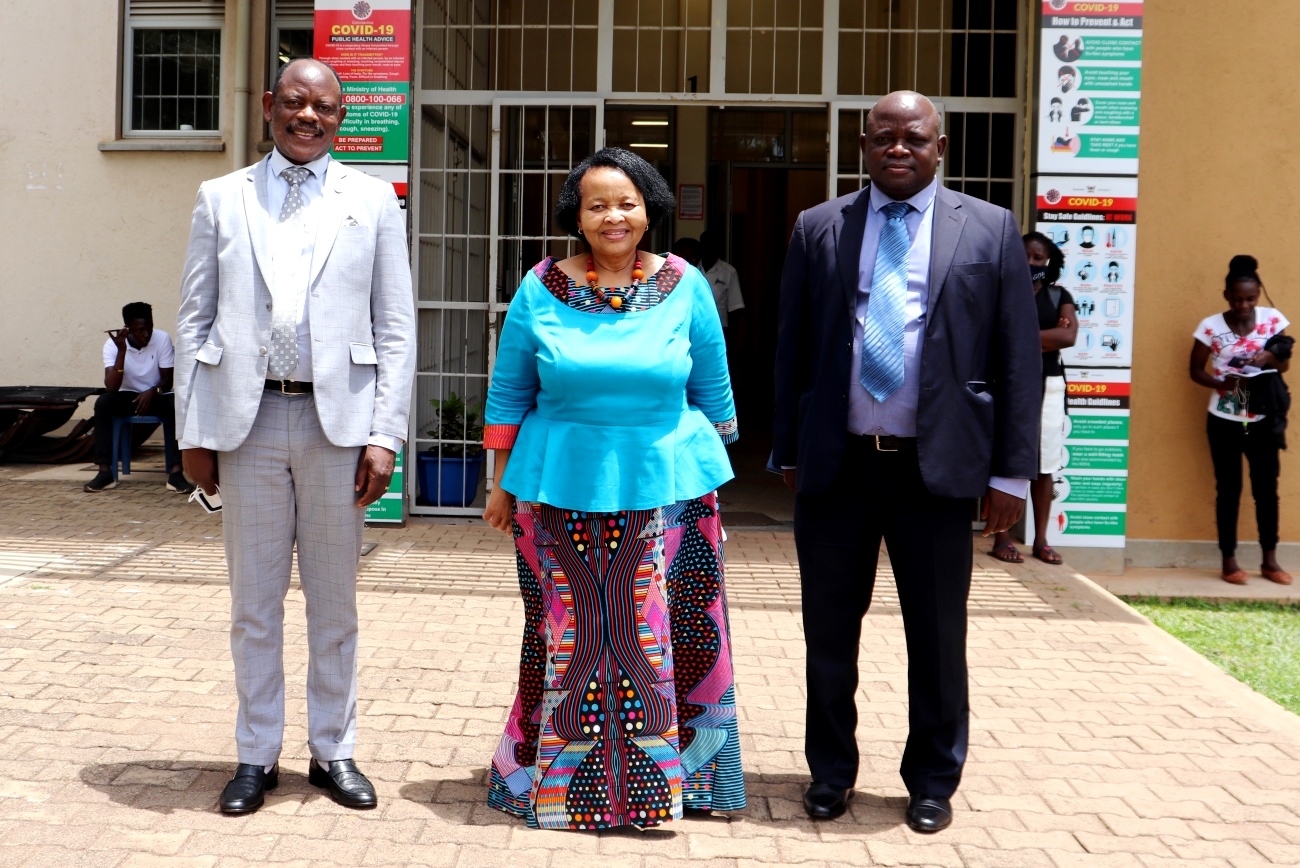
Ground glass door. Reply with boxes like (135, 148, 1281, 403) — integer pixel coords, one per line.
(483, 99, 604, 500)
(410, 99, 602, 515)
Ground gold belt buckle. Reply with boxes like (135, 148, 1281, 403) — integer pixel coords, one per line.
(873, 435, 898, 452)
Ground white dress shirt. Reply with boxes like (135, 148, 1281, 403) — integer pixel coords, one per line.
(849, 180, 937, 438)
(265, 149, 403, 454)
(703, 259, 745, 327)
(267, 148, 328, 386)
(848, 180, 1027, 499)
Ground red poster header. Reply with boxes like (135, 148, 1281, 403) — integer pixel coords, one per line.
(315, 8, 410, 83)
(1067, 381, 1131, 397)
(1036, 195, 1138, 212)
(1041, 2, 1143, 14)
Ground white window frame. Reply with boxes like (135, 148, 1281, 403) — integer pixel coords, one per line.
(122, 14, 225, 137)
(269, 18, 315, 86)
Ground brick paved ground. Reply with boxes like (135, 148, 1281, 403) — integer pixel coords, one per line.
(2, 464, 1300, 867)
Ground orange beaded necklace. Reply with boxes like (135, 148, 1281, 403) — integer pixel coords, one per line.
(586, 254, 644, 310)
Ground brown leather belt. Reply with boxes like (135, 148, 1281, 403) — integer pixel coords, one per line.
(264, 379, 313, 395)
(851, 433, 917, 452)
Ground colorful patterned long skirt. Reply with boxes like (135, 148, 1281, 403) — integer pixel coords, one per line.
(487, 492, 746, 829)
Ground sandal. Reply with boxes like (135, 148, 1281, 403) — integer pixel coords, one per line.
(989, 544, 1023, 564)
(1033, 545, 1064, 565)
(1261, 566, 1293, 585)
(1221, 569, 1249, 585)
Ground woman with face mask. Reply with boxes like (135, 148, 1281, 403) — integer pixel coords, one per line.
(990, 232, 1077, 564)
(1190, 255, 1292, 585)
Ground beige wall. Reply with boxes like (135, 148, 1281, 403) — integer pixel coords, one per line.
(9, 0, 1297, 551)
(1131, 0, 1300, 543)
(674, 105, 708, 239)
(0, 0, 269, 393)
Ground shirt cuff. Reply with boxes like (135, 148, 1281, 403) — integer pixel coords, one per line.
(483, 424, 520, 450)
(988, 476, 1030, 500)
(712, 417, 739, 445)
(367, 433, 404, 454)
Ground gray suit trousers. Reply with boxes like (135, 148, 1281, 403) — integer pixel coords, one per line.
(220, 391, 364, 765)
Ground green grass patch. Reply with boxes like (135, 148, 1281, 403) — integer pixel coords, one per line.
(1123, 597, 1300, 715)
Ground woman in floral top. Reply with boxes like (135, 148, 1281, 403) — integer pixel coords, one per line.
(1190, 255, 1292, 585)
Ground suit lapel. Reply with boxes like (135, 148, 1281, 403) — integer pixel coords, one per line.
(927, 185, 966, 316)
(242, 158, 276, 290)
(308, 159, 345, 288)
(837, 188, 871, 316)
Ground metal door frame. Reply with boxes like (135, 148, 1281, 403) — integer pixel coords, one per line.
(483, 97, 605, 497)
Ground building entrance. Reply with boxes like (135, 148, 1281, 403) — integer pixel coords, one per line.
(703, 109, 827, 513)
(359, 0, 1031, 516)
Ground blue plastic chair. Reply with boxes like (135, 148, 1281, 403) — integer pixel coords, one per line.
(110, 414, 178, 481)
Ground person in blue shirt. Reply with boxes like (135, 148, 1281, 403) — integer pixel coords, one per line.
(480, 147, 744, 830)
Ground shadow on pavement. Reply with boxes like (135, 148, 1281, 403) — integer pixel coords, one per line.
(398, 768, 907, 835)
(79, 761, 332, 814)
(400, 768, 526, 828)
(742, 772, 909, 834)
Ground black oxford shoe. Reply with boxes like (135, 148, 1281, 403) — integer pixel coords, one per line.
(308, 759, 377, 809)
(906, 795, 953, 833)
(220, 763, 277, 814)
(803, 781, 854, 820)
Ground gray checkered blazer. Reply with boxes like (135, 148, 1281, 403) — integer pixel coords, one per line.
(175, 156, 415, 451)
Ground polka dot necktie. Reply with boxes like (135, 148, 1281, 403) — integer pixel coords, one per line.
(859, 201, 911, 403)
(277, 165, 312, 223)
(269, 166, 313, 378)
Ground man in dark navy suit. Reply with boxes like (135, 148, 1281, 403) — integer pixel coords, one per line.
(771, 92, 1041, 832)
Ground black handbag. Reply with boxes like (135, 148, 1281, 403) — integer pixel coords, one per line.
(1251, 334, 1294, 449)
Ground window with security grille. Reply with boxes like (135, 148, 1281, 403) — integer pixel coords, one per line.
(272, 0, 316, 82)
(130, 29, 221, 132)
(124, 0, 224, 135)
(725, 0, 824, 95)
(838, 0, 1020, 98)
(422, 0, 599, 92)
(833, 0, 1022, 213)
(612, 0, 711, 94)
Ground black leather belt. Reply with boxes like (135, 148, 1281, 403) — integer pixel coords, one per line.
(265, 379, 313, 395)
(851, 433, 917, 452)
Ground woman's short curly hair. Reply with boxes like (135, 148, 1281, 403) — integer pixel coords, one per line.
(554, 147, 676, 238)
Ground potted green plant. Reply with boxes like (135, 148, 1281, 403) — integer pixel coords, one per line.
(416, 392, 485, 507)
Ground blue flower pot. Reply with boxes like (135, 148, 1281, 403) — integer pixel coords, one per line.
(416, 452, 483, 507)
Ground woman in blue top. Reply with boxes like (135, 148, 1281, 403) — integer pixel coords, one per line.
(481, 148, 744, 830)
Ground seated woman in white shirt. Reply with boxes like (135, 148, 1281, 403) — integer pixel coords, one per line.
(83, 301, 193, 493)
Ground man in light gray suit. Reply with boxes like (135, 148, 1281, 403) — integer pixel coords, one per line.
(175, 58, 415, 815)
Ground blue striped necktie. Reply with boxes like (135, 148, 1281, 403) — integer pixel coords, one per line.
(859, 201, 911, 402)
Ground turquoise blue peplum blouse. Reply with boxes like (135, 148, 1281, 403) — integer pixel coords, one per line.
(484, 258, 736, 512)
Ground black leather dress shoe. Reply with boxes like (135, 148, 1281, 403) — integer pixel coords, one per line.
(308, 759, 377, 809)
(803, 781, 854, 820)
(220, 763, 277, 814)
(906, 795, 953, 833)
